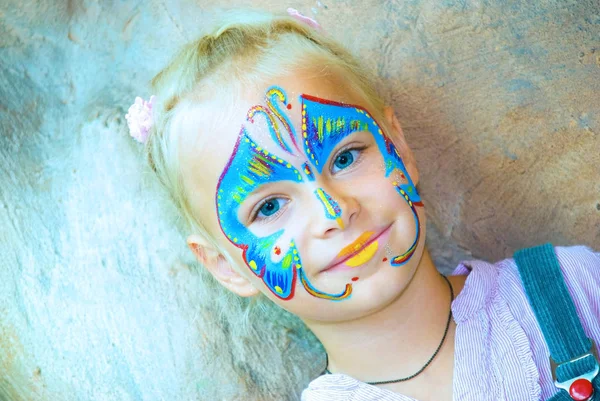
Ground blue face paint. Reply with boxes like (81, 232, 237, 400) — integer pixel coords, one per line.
(300, 94, 422, 266)
(215, 87, 424, 302)
(216, 88, 354, 301)
(216, 129, 303, 299)
(302, 162, 315, 181)
(314, 188, 344, 229)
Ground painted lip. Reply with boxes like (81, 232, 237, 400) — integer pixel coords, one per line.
(321, 223, 393, 273)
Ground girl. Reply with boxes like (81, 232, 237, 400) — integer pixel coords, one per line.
(125, 10, 600, 401)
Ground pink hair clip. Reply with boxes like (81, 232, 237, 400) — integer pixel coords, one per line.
(125, 95, 155, 144)
(287, 8, 322, 31)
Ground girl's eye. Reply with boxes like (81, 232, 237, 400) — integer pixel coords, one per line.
(332, 149, 360, 173)
(253, 197, 288, 222)
(259, 199, 280, 217)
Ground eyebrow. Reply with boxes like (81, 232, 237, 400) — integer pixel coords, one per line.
(218, 130, 304, 208)
(300, 94, 375, 174)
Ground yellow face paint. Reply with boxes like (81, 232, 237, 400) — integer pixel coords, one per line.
(344, 240, 379, 267)
(337, 231, 375, 258)
(314, 188, 344, 228)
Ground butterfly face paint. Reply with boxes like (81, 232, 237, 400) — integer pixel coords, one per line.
(300, 94, 423, 266)
(216, 87, 351, 301)
(247, 87, 300, 155)
(215, 86, 423, 302)
(216, 131, 303, 298)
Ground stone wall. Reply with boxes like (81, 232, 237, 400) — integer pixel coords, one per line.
(1, 1, 598, 400)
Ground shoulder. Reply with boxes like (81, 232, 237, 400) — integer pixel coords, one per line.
(449, 245, 600, 400)
(548, 245, 600, 323)
(552, 244, 600, 278)
(450, 244, 600, 322)
(301, 374, 357, 401)
(506, 244, 600, 289)
(301, 374, 410, 401)
(509, 244, 600, 305)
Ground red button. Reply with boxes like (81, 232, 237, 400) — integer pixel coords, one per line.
(569, 378, 594, 401)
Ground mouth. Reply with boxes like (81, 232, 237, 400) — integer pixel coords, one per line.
(321, 223, 393, 272)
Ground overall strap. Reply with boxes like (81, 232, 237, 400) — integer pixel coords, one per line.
(514, 243, 600, 401)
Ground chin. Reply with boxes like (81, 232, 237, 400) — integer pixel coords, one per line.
(348, 228, 426, 311)
(356, 261, 418, 305)
(293, 211, 426, 322)
(305, 259, 421, 322)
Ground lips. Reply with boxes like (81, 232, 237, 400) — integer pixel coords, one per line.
(322, 224, 393, 272)
(337, 231, 375, 259)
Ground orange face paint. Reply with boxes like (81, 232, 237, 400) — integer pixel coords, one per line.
(344, 241, 379, 267)
(336, 231, 375, 259)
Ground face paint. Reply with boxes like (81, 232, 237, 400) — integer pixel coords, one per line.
(344, 241, 379, 267)
(300, 94, 423, 267)
(216, 87, 352, 301)
(302, 162, 315, 181)
(215, 86, 424, 302)
(337, 231, 375, 258)
(390, 181, 421, 265)
(298, 269, 352, 300)
(246, 86, 300, 155)
(314, 188, 344, 229)
(336, 231, 379, 267)
(216, 130, 304, 298)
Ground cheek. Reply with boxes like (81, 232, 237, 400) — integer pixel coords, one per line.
(352, 162, 398, 196)
(269, 229, 300, 262)
(366, 180, 403, 211)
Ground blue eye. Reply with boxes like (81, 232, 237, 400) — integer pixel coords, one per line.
(334, 150, 354, 169)
(332, 149, 359, 173)
(258, 199, 281, 217)
(251, 197, 290, 223)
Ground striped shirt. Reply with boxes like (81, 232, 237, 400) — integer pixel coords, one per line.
(301, 246, 600, 401)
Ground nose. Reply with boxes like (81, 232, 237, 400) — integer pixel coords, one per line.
(310, 185, 360, 238)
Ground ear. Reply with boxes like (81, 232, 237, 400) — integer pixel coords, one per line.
(383, 105, 419, 186)
(187, 234, 259, 297)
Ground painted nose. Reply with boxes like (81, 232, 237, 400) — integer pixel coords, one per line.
(312, 186, 359, 237)
(315, 188, 344, 228)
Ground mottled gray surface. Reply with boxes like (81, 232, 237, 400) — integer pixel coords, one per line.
(1, 0, 598, 400)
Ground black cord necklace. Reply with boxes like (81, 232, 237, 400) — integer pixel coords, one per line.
(322, 274, 455, 385)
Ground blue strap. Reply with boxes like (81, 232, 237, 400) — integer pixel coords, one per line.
(514, 243, 600, 400)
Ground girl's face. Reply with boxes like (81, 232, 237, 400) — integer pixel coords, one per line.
(181, 69, 425, 323)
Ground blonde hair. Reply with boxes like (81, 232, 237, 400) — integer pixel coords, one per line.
(142, 9, 386, 399)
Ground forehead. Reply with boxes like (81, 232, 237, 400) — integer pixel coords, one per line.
(183, 70, 375, 161)
(179, 69, 376, 222)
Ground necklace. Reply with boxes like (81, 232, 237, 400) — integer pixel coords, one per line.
(322, 274, 455, 385)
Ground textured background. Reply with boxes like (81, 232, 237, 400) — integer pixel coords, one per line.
(1, 0, 598, 400)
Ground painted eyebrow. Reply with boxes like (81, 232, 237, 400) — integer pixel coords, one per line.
(239, 181, 281, 202)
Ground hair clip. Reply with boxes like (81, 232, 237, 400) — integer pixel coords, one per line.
(287, 8, 322, 31)
(125, 95, 155, 144)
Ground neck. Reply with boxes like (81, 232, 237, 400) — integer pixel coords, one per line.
(304, 247, 458, 382)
